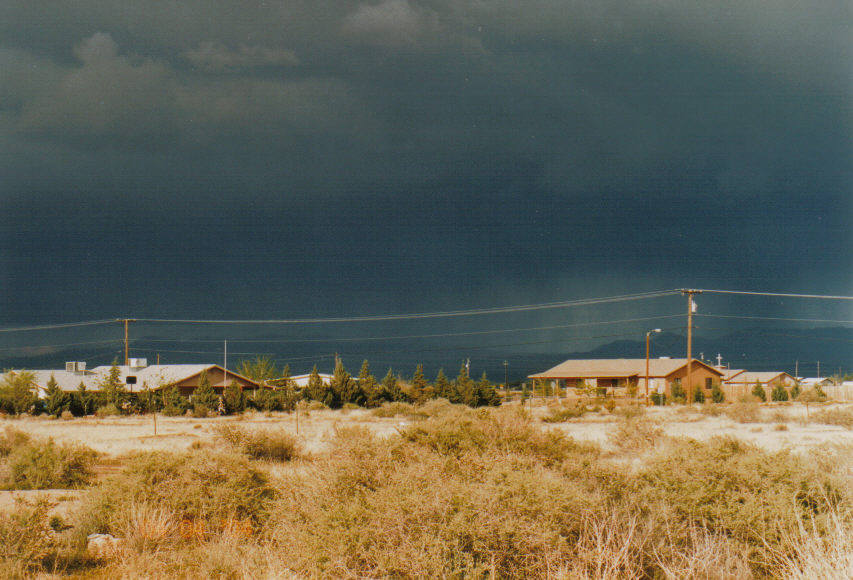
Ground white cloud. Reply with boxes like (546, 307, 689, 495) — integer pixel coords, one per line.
(343, 0, 424, 46)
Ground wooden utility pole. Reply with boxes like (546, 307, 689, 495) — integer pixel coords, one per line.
(118, 318, 136, 366)
(681, 290, 701, 404)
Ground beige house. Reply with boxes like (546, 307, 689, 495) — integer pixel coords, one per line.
(528, 358, 724, 398)
(722, 371, 796, 400)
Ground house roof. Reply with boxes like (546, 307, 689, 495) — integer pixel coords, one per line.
(528, 358, 723, 380)
(714, 367, 746, 381)
(6, 364, 260, 393)
(724, 371, 793, 384)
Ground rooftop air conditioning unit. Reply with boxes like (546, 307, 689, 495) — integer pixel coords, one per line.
(128, 358, 148, 369)
(65, 361, 86, 374)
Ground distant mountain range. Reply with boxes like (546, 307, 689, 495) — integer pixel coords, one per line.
(2, 326, 850, 382)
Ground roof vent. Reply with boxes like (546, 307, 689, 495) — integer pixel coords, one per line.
(128, 358, 148, 370)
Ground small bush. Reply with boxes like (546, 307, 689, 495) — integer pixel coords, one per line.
(751, 382, 767, 402)
(603, 398, 616, 412)
(726, 402, 760, 424)
(0, 426, 31, 457)
(710, 382, 725, 403)
(214, 425, 301, 461)
(95, 404, 120, 418)
(542, 406, 587, 423)
(609, 418, 665, 452)
(650, 392, 666, 406)
(771, 384, 790, 402)
(1, 437, 97, 490)
(615, 405, 646, 420)
(60, 410, 74, 421)
(192, 405, 209, 418)
(693, 388, 705, 403)
(371, 401, 415, 418)
(699, 404, 724, 417)
(0, 499, 57, 575)
(774, 423, 788, 431)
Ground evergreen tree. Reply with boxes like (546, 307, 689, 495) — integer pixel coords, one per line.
(433, 368, 451, 400)
(99, 361, 128, 408)
(44, 374, 70, 416)
(223, 380, 246, 414)
(693, 387, 705, 403)
(73, 382, 95, 416)
(358, 360, 382, 407)
(711, 382, 725, 403)
(305, 365, 332, 406)
(238, 355, 278, 385)
(162, 385, 186, 416)
(771, 382, 789, 402)
(670, 380, 686, 403)
(751, 381, 767, 402)
(0, 370, 37, 415)
(382, 368, 405, 402)
(410, 364, 431, 404)
(475, 371, 501, 407)
(330, 355, 360, 407)
(451, 363, 477, 405)
(137, 382, 160, 413)
(790, 383, 801, 400)
(192, 370, 218, 410)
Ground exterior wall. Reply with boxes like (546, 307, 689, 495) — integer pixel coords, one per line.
(170, 369, 258, 395)
(664, 365, 722, 396)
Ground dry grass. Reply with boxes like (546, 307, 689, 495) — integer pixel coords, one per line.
(808, 406, 853, 429)
(0, 427, 97, 490)
(213, 424, 302, 461)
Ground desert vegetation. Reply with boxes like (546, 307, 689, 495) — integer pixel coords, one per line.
(0, 400, 850, 578)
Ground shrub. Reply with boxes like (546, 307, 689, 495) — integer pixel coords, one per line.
(726, 402, 761, 424)
(650, 392, 666, 406)
(60, 410, 74, 420)
(609, 418, 665, 452)
(542, 406, 587, 422)
(95, 404, 120, 418)
(693, 388, 705, 403)
(214, 425, 302, 461)
(0, 426, 31, 457)
(670, 382, 686, 404)
(0, 499, 57, 575)
(699, 404, 724, 417)
(78, 450, 277, 539)
(710, 382, 725, 403)
(751, 382, 767, 402)
(192, 405, 209, 418)
(809, 407, 853, 429)
(1, 437, 97, 490)
(371, 401, 415, 418)
(790, 383, 801, 400)
(771, 383, 790, 402)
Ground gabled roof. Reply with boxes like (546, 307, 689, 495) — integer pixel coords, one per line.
(724, 371, 794, 385)
(528, 358, 723, 379)
(6, 364, 260, 393)
(715, 367, 746, 381)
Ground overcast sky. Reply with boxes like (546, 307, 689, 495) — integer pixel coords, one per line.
(0, 1, 850, 367)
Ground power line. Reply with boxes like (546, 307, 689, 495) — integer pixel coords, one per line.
(131, 290, 679, 325)
(696, 314, 853, 324)
(0, 319, 116, 333)
(698, 289, 853, 300)
(129, 314, 684, 345)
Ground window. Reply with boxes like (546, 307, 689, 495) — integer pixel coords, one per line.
(705, 378, 712, 389)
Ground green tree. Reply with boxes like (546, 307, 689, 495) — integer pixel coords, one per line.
(137, 382, 160, 413)
(433, 368, 451, 400)
(751, 381, 767, 402)
(410, 364, 431, 404)
(710, 382, 725, 404)
(790, 383, 801, 400)
(330, 355, 360, 408)
(99, 361, 128, 408)
(223, 380, 246, 414)
(161, 385, 186, 416)
(693, 387, 705, 403)
(0, 370, 38, 415)
(43, 374, 70, 416)
(382, 368, 405, 402)
(238, 355, 278, 385)
(72, 382, 96, 416)
(192, 370, 217, 411)
(357, 360, 382, 407)
(453, 364, 475, 405)
(305, 365, 332, 406)
(475, 371, 501, 407)
(670, 380, 686, 403)
(771, 382, 789, 402)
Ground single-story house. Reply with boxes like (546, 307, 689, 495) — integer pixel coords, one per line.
(722, 371, 796, 399)
(287, 373, 333, 388)
(6, 360, 262, 398)
(528, 358, 724, 398)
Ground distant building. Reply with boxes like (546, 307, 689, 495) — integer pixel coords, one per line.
(7, 359, 262, 398)
(287, 373, 333, 388)
(528, 358, 723, 398)
(722, 371, 796, 399)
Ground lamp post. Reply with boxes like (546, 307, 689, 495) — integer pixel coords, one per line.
(645, 329, 662, 406)
(503, 360, 509, 397)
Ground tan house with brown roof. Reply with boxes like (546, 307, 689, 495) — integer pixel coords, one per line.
(529, 358, 724, 398)
(722, 371, 796, 400)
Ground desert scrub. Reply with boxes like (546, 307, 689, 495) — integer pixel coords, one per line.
(541, 406, 587, 423)
(726, 401, 761, 423)
(370, 401, 415, 418)
(608, 417, 665, 452)
(401, 406, 599, 465)
(633, 436, 849, 571)
(0, 431, 97, 490)
(808, 406, 853, 429)
(214, 424, 302, 461)
(77, 450, 277, 540)
(0, 499, 59, 576)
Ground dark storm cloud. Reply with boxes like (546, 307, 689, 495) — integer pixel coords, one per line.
(0, 0, 850, 332)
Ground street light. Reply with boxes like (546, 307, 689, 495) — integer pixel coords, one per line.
(645, 329, 662, 406)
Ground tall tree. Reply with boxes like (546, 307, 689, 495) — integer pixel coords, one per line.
(305, 365, 332, 406)
(223, 380, 245, 414)
(330, 355, 361, 407)
(410, 364, 431, 404)
(44, 374, 69, 416)
(238, 355, 278, 385)
(475, 371, 501, 407)
(382, 368, 405, 402)
(0, 370, 37, 415)
(358, 360, 381, 407)
(434, 368, 451, 400)
(453, 363, 475, 405)
(192, 370, 217, 409)
(99, 361, 127, 407)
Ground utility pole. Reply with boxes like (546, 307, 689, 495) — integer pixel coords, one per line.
(117, 318, 136, 366)
(795, 360, 798, 379)
(681, 289, 701, 405)
(503, 360, 509, 396)
(817, 360, 820, 378)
